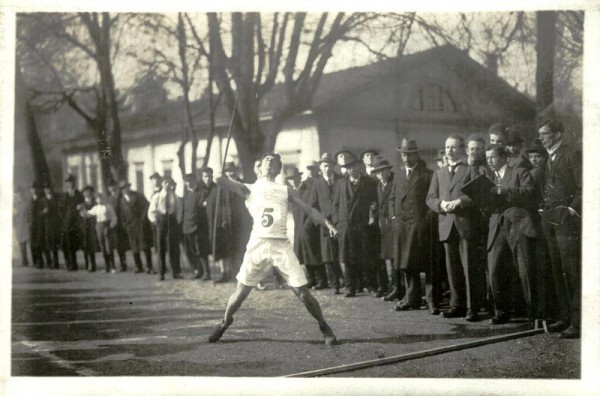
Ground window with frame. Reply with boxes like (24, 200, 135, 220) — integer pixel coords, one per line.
(414, 84, 458, 113)
(134, 162, 144, 193)
(162, 160, 173, 180)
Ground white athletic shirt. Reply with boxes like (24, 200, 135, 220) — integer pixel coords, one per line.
(246, 179, 288, 239)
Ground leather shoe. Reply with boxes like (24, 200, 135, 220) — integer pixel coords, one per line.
(547, 320, 569, 333)
(395, 302, 420, 311)
(443, 308, 466, 318)
(159, 274, 165, 281)
(333, 288, 342, 295)
(465, 309, 479, 322)
(382, 286, 398, 301)
(208, 318, 234, 343)
(173, 273, 184, 279)
(560, 325, 580, 339)
(344, 291, 356, 298)
(134, 268, 144, 274)
(147, 269, 157, 274)
(490, 314, 510, 325)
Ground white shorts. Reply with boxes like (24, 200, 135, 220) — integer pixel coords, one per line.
(236, 238, 308, 288)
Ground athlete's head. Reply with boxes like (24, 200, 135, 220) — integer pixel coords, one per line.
(260, 152, 283, 178)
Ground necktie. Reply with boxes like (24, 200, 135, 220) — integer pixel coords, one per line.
(495, 172, 502, 185)
(449, 165, 456, 178)
(165, 191, 171, 215)
(407, 169, 412, 180)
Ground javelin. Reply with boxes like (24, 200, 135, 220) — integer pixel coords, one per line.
(211, 94, 238, 284)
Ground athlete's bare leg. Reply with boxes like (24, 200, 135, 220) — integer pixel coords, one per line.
(291, 285, 337, 346)
(208, 282, 253, 342)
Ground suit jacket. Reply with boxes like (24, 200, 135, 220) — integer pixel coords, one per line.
(180, 188, 205, 235)
(391, 161, 433, 270)
(508, 154, 533, 171)
(426, 161, 477, 241)
(118, 190, 153, 250)
(41, 194, 61, 247)
(332, 174, 378, 263)
(539, 143, 582, 223)
(485, 165, 537, 251)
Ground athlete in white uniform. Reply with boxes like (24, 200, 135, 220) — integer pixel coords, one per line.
(208, 153, 338, 346)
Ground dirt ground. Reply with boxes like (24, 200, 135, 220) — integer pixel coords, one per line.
(10, 256, 583, 385)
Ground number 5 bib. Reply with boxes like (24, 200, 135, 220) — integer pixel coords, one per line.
(247, 179, 289, 239)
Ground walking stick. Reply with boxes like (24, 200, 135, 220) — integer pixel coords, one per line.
(211, 94, 238, 285)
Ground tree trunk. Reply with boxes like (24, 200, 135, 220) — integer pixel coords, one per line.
(18, 66, 51, 184)
(177, 139, 186, 177)
(536, 11, 557, 112)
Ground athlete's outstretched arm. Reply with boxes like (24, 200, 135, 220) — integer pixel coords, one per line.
(216, 177, 251, 198)
(288, 187, 338, 237)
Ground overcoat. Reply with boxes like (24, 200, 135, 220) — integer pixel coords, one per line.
(332, 175, 378, 264)
(59, 190, 84, 250)
(79, 200, 100, 253)
(41, 194, 61, 250)
(28, 196, 45, 249)
(391, 161, 433, 271)
(309, 174, 342, 262)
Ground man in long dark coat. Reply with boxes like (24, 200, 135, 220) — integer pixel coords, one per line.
(59, 175, 83, 271)
(537, 118, 582, 339)
(206, 166, 234, 282)
(309, 153, 343, 294)
(332, 152, 378, 297)
(107, 180, 130, 271)
(297, 162, 326, 289)
(180, 174, 210, 279)
(28, 181, 46, 268)
(118, 180, 154, 274)
(391, 139, 436, 312)
(41, 182, 61, 269)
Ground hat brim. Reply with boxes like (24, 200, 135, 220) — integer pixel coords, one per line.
(306, 165, 319, 170)
(340, 160, 361, 168)
(396, 147, 420, 153)
(318, 159, 335, 164)
(371, 164, 393, 173)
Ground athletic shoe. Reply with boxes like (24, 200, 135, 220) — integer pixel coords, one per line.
(208, 318, 234, 343)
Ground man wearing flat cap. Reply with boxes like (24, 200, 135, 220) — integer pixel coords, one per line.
(118, 179, 155, 274)
(148, 176, 182, 280)
(309, 153, 344, 293)
(332, 152, 378, 297)
(391, 139, 439, 313)
(59, 175, 84, 270)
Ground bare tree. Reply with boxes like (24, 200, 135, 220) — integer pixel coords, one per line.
(204, 12, 377, 174)
(17, 13, 133, 187)
(536, 11, 557, 112)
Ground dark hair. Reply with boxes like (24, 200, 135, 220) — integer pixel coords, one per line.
(466, 134, 486, 147)
(446, 134, 465, 148)
(537, 118, 564, 134)
(201, 167, 214, 175)
(486, 144, 507, 158)
(260, 152, 283, 174)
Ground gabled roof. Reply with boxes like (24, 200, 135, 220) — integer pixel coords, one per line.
(61, 44, 535, 151)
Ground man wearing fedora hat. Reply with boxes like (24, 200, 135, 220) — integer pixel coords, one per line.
(391, 138, 439, 313)
(309, 153, 344, 293)
(506, 125, 533, 170)
(28, 181, 47, 268)
(332, 151, 378, 297)
(118, 179, 155, 274)
(370, 155, 395, 300)
(427, 135, 485, 321)
(107, 180, 130, 272)
(59, 174, 84, 270)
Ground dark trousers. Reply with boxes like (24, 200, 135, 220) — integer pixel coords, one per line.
(63, 248, 78, 270)
(403, 269, 422, 306)
(541, 212, 581, 328)
(487, 226, 535, 317)
(374, 259, 389, 293)
(156, 214, 181, 276)
(443, 226, 485, 311)
(19, 242, 29, 266)
(306, 265, 327, 287)
(184, 231, 202, 273)
(31, 245, 45, 268)
(42, 248, 59, 269)
(344, 260, 362, 293)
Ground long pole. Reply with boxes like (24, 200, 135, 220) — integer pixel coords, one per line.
(283, 327, 544, 377)
(211, 95, 238, 282)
